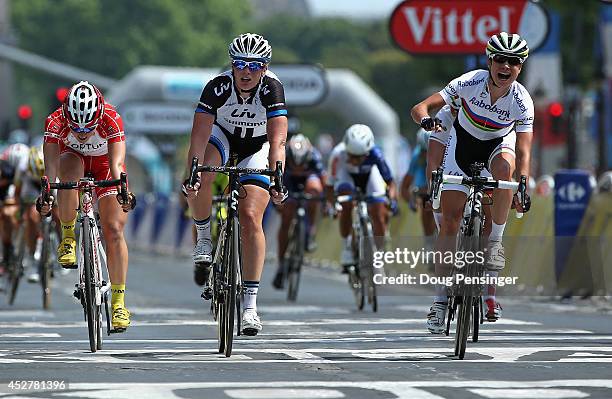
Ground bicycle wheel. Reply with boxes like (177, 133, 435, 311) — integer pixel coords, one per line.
(82, 217, 98, 353)
(39, 224, 52, 310)
(360, 220, 377, 312)
(287, 218, 305, 302)
(472, 297, 480, 343)
(8, 226, 26, 306)
(212, 220, 227, 353)
(222, 217, 238, 357)
(455, 293, 472, 359)
(349, 265, 365, 310)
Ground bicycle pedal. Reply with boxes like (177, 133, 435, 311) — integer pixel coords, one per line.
(73, 289, 81, 300)
(109, 327, 127, 334)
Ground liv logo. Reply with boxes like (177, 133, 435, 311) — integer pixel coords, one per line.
(214, 83, 231, 96)
(231, 189, 239, 211)
(231, 109, 256, 118)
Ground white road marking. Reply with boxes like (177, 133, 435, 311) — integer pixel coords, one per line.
(129, 307, 197, 315)
(225, 388, 345, 399)
(468, 388, 589, 398)
(258, 305, 351, 314)
(0, 310, 55, 318)
(0, 333, 60, 338)
(2, 346, 612, 364)
(0, 317, 541, 329)
(0, 381, 606, 399)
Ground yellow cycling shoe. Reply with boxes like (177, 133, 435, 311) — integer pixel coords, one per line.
(111, 307, 131, 332)
(57, 238, 77, 269)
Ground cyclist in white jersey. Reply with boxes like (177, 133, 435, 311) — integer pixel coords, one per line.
(183, 33, 287, 336)
(411, 32, 533, 333)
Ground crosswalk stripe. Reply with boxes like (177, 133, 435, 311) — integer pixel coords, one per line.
(468, 388, 589, 398)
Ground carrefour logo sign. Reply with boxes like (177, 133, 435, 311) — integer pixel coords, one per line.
(558, 182, 586, 203)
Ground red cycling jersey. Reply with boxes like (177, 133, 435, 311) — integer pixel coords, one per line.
(44, 104, 125, 156)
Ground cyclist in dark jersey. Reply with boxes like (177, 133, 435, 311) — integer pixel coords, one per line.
(272, 134, 325, 289)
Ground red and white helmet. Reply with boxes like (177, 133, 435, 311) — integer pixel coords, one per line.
(62, 81, 105, 132)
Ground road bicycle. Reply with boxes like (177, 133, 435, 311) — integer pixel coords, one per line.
(3, 207, 26, 305)
(284, 186, 324, 302)
(430, 162, 527, 359)
(335, 188, 385, 312)
(41, 173, 130, 353)
(189, 155, 282, 357)
(37, 215, 60, 309)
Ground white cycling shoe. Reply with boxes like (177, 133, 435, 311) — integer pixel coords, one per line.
(242, 309, 262, 336)
(27, 272, 40, 284)
(426, 301, 447, 334)
(487, 240, 505, 270)
(193, 238, 212, 264)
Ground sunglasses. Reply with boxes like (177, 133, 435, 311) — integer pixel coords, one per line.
(492, 54, 523, 66)
(232, 59, 266, 72)
(71, 125, 96, 133)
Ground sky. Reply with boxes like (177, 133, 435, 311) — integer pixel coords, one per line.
(307, 0, 404, 20)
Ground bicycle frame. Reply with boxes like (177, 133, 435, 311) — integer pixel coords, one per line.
(336, 189, 385, 312)
(41, 173, 129, 352)
(430, 163, 526, 359)
(285, 188, 323, 302)
(190, 155, 282, 357)
(76, 182, 111, 319)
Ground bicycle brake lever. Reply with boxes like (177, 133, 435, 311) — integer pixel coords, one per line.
(119, 172, 128, 204)
(189, 157, 199, 187)
(515, 175, 527, 219)
(274, 161, 283, 192)
(40, 176, 50, 201)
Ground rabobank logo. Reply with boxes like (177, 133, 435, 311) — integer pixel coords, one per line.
(558, 182, 586, 203)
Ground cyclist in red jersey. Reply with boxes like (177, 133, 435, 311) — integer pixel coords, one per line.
(36, 81, 136, 332)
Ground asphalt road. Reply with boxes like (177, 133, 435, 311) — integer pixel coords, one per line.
(1, 249, 611, 399)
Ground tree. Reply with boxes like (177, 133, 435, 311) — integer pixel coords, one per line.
(11, 0, 251, 78)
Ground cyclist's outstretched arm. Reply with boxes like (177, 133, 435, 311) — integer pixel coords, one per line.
(107, 141, 126, 180)
(515, 131, 533, 186)
(411, 93, 446, 127)
(42, 142, 60, 183)
(267, 115, 288, 171)
(187, 113, 215, 171)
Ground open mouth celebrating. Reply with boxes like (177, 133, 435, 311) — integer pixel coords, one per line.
(497, 71, 511, 82)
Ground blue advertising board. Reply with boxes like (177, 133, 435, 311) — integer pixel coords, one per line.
(554, 170, 594, 280)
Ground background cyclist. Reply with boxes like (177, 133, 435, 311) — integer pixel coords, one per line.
(272, 133, 326, 289)
(325, 124, 398, 272)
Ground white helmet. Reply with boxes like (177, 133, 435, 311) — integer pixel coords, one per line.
(288, 134, 312, 166)
(344, 124, 375, 156)
(486, 32, 529, 62)
(5, 143, 29, 170)
(228, 33, 272, 63)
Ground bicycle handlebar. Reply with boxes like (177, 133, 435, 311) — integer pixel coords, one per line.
(335, 191, 388, 204)
(189, 157, 283, 193)
(429, 166, 528, 218)
(40, 173, 129, 202)
(289, 192, 326, 201)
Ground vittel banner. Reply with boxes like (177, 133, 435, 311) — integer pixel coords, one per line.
(389, 0, 549, 55)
